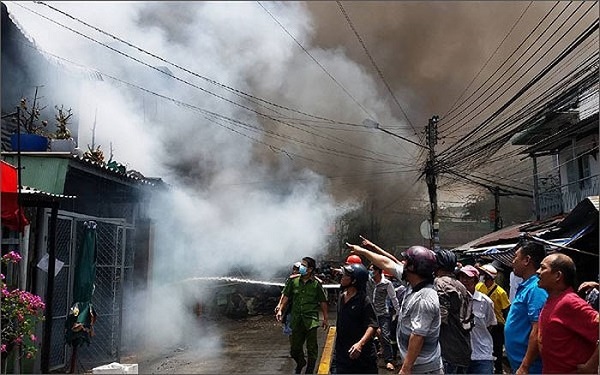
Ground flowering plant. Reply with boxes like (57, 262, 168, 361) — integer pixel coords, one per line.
(1, 251, 45, 360)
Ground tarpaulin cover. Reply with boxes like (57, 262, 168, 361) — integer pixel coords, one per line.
(65, 221, 98, 347)
(1, 160, 29, 231)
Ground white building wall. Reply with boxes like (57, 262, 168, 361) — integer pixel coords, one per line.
(558, 133, 599, 212)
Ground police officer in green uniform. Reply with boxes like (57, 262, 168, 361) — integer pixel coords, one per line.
(276, 257, 329, 374)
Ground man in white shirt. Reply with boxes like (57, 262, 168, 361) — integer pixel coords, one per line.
(509, 271, 523, 302)
(458, 265, 497, 374)
(367, 264, 401, 371)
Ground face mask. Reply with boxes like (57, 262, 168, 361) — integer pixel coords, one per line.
(299, 265, 307, 276)
(369, 270, 375, 278)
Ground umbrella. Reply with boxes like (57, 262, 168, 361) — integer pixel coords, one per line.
(65, 221, 97, 373)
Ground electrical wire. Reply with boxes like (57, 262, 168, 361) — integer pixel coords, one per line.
(440, 1, 563, 132)
(32, 0, 379, 130)
(12, 1, 420, 167)
(443, 1, 534, 118)
(438, 19, 599, 168)
(441, 2, 593, 139)
(256, 1, 375, 121)
(336, 0, 419, 138)
(443, 52, 598, 171)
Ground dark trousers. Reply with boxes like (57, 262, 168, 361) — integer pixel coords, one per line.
(443, 360, 469, 374)
(290, 323, 318, 374)
(490, 323, 505, 374)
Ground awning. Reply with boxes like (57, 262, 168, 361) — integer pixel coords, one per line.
(464, 237, 583, 269)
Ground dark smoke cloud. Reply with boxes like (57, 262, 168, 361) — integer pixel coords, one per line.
(306, 1, 535, 122)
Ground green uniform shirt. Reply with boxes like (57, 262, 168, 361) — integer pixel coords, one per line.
(283, 276, 327, 330)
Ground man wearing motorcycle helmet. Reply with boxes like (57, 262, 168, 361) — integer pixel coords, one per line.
(334, 263, 379, 374)
(434, 249, 473, 374)
(346, 243, 443, 374)
(346, 254, 363, 265)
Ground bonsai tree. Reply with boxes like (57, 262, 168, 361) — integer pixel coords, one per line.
(52, 105, 72, 140)
(11, 87, 49, 136)
(83, 144, 104, 164)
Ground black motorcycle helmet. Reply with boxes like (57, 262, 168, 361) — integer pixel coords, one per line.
(435, 249, 457, 272)
(401, 246, 437, 278)
(342, 263, 369, 290)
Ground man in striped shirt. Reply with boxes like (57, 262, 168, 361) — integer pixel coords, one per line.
(367, 264, 401, 371)
(348, 243, 443, 374)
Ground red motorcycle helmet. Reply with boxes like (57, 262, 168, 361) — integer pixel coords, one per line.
(345, 254, 362, 264)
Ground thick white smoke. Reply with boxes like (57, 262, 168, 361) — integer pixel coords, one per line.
(5, 0, 406, 357)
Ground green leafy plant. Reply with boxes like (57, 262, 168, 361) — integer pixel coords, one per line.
(1, 251, 45, 361)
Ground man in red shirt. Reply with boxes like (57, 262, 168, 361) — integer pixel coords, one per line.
(536, 253, 599, 374)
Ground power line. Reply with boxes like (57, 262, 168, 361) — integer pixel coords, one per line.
(335, 0, 419, 138)
(30, 1, 376, 130)
(256, 1, 375, 120)
(441, 1, 590, 137)
(440, 1, 564, 132)
(15, 31, 422, 173)
(438, 19, 599, 166)
(443, 1, 534, 118)
(442, 50, 598, 171)
(13, 1, 419, 167)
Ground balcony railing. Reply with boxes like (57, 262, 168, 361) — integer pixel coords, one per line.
(537, 175, 599, 219)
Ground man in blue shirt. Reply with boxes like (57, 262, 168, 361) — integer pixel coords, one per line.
(504, 242, 548, 374)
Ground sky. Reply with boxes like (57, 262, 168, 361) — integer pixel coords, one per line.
(3, 0, 598, 358)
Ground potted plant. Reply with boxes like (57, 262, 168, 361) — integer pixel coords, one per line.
(9, 88, 50, 152)
(48, 105, 76, 152)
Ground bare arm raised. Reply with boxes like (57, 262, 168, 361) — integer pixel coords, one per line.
(346, 242, 403, 279)
(359, 235, 401, 264)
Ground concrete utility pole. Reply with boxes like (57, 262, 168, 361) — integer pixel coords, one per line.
(492, 186, 501, 231)
(425, 115, 440, 251)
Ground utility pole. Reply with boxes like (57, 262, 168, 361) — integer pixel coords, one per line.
(492, 186, 501, 231)
(425, 115, 439, 251)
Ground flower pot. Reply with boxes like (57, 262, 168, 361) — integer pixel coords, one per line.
(10, 133, 49, 151)
(49, 138, 76, 152)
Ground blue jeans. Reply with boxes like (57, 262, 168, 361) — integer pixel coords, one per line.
(443, 360, 469, 374)
(376, 314, 394, 363)
(283, 312, 292, 336)
(468, 360, 494, 374)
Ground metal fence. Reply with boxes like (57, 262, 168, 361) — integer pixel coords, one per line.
(48, 211, 134, 372)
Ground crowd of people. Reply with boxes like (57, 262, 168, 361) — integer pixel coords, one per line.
(274, 238, 599, 374)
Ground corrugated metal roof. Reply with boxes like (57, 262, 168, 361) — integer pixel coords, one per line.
(1, 152, 157, 188)
(452, 215, 565, 253)
(69, 154, 156, 186)
(19, 185, 76, 199)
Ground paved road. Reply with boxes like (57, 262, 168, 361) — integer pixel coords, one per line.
(137, 313, 328, 374)
(135, 310, 401, 374)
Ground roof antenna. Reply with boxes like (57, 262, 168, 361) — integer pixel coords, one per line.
(91, 106, 97, 149)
